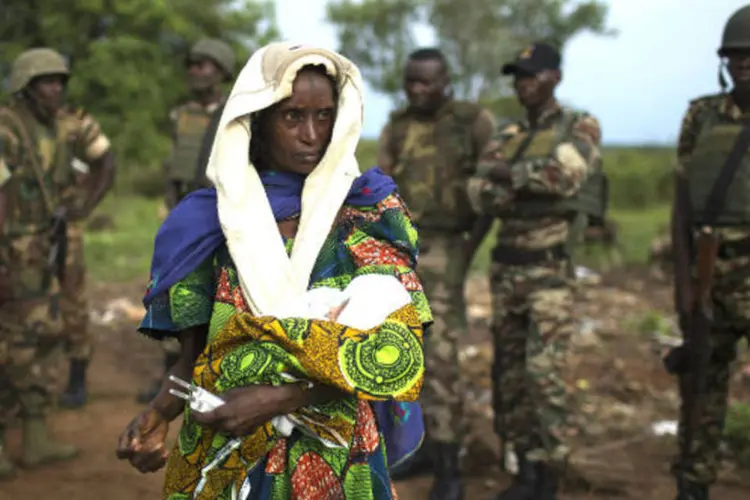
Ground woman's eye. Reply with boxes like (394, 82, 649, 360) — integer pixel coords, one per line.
(284, 110, 301, 121)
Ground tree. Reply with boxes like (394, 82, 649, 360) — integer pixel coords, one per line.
(326, 0, 614, 107)
(0, 0, 278, 170)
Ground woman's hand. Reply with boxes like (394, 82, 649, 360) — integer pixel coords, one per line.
(191, 385, 303, 437)
(115, 406, 170, 473)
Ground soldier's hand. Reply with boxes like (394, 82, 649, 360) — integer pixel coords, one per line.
(115, 406, 170, 473)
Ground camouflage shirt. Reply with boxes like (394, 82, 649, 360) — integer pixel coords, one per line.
(375, 105, 497, 174)
(0, 100, 110, 233)
(470, 102, 602, 250)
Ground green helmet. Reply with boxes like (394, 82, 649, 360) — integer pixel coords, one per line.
(188, 38, 235, 78)
(719, 5, 750, 56)
(10, 48, 69, 94)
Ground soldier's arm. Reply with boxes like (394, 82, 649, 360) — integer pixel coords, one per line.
(466, 123, 520, 216)
(509, 113, 602, 198)
(671, 101, 701, 316)
(73, 110, 115, 213)
(471, 108, 497, 157)
(0, 126, 20, 234)
(376, 123, 396, 175)
(194, 103, 225, 188)
(164, 107, 180, 208)
(463, 108, 499, 270)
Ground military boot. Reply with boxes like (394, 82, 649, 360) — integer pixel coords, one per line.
(427, 442, 463, 500)
(0, 426, 15, 480)
(20, 416, 79, 467)
(58, 359, 88, 408)
(136, 352, 180, 404)
(676, 476, 708, 500)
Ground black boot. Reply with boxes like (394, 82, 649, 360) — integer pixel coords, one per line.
(676, 476, 708, 500)
(537, 462, 560, 500)
(136, 352, 180, 404)
(495, 453, 560, 500)
(58, 359, 88, 408)
(494, 452, 537, 500)
(390, 439, 434, 480)
(427, 442, 463, 500)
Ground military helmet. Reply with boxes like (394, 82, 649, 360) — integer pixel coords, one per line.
(188, 38, 236, 78)
(718, 5, 750, 56)
(10, 48, 69, 94)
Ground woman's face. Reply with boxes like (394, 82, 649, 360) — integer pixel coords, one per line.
(263, 68, 337, 175)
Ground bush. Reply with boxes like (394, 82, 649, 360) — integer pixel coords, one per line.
(724, 402, 750, 468)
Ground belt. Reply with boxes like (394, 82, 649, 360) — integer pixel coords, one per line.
(491, 243, 568, 266)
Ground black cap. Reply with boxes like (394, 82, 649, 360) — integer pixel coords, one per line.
(501, 43, 561, 76)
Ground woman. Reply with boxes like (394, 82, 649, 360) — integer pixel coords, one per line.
(116, 42, 430, 499)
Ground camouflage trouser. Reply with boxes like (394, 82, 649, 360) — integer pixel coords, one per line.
(0, 235, 65, 424)
(417, 233, 466, 443)
(61, 222, 93, 361)
(490, 259, 578, 465)
(672, 264, 750, 485)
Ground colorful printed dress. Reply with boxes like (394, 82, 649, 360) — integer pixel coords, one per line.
(140, 193, 432, 500)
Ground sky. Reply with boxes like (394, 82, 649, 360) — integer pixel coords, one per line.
(274, 0, 749, 145)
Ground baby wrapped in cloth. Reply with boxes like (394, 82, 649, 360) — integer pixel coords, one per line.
(187, 274, 423, 497)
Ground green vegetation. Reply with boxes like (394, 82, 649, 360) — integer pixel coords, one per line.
(725, 402, 750, 468)
(85, 140, 674, 283)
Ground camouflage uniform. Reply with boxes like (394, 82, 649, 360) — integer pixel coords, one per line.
(670, 92, 750, 487)
(0, 48, 95, 477)
(468, 102, 602, 467)
(56, 117, 111, 409)
(377, 101, 496, 445)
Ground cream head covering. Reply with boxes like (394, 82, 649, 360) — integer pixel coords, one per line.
(204, 42, 364, 316)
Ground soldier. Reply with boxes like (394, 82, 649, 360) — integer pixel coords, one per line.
(467, 42, 603, 499)
(667, 6, 750, 499)
(137, 38, 234, 403)
(0, 47, 114, 478)
(58, 141, 115, 411)
(376, 47, 496, 500)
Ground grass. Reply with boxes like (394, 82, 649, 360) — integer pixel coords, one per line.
(85, 195, 162, 283)
(89, 140, 676, 283)
(83, 196, 670, 284)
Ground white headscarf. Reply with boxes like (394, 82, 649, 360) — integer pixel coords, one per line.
(204, 42, 364, 316)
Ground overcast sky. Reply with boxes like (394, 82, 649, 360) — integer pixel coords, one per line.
(273, 0, 748, 145)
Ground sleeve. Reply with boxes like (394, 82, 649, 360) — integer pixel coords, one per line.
(139, 256, 215, 339)
(466, 124, 520, 215)
(71, 109, 111, 163)
(0, 124, 20, 190)
(509, 113, 602, 197)
(376, 123, 396, 174)
(471, 107, 497, 155)
(674, 101, 702, 179)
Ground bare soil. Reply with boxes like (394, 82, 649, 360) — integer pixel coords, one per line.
(1, 270, 749, 500)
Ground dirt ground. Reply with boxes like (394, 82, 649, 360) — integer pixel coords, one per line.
(1, 269, 750, 500)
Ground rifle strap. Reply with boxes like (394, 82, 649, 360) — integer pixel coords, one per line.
(0, 107, 55, 216)
(703, 119, 750, 226)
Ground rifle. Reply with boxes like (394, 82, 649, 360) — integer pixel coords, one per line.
(667, 119, 750, 473)
(42, 205, 68, 294)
